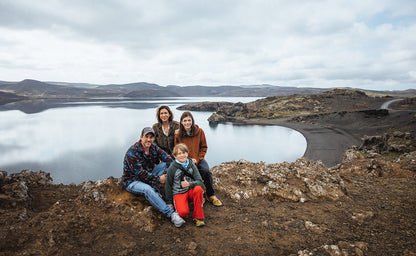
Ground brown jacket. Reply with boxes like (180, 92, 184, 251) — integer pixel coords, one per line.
(174, 125, 207, 165)
(152, 121, 180, 155)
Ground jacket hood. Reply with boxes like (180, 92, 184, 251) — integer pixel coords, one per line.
(188, 124, 201, 137)
(171, 159, 188, 171)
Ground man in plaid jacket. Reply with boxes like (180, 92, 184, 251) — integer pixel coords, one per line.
(122, 127, 185, 227)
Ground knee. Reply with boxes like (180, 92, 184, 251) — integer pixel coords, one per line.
(194, 186, 204, 194)
(176, 207, 189, 218)
(142, 186, 157, 198)
(159, 162, 168, 169)
(198, 167, 211, 177)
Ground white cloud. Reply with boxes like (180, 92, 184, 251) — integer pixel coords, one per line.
(0, 0, 415, 90)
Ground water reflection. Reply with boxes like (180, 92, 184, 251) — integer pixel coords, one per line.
(0, 98, 306, 184)
(0, 97, 254, 114)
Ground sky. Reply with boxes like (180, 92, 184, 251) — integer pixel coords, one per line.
(0, 0, 415, 90)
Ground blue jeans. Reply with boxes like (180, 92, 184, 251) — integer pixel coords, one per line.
(126, 162, 174, 218)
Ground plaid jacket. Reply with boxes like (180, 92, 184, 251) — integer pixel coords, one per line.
(122, 141, 173, 188)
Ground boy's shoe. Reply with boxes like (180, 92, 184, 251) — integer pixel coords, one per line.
(208, 195, 223, 206)
(194, 218, 205, 227)
(170, 212, 185, 228)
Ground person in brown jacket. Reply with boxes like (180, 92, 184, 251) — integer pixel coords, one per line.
(174, 111, 223, 206)
(152, 105, 180, 156)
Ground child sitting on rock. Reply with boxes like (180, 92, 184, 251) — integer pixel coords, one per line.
(165, 143, 205, 227)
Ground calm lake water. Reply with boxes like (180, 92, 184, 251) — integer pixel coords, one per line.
(0, 97, 306, 184)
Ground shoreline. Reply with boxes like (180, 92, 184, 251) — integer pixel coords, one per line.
(217, 99, 414, 167)
(238, 118, 362, 167)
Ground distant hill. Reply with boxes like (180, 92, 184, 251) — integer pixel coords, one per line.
(0, 79, 328, 99)
(0, 79, 415, 102)
(98, 82, 162, 93)
(363, 88, 416, 98)
(164, 85, 327, 97)
(47, 81, 100, 89)
(0, 79, 112, 98)
(125, 89, 181, 97)
(0, 91, 26, 105)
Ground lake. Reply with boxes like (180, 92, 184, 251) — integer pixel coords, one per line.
(0, 97, 306, 184)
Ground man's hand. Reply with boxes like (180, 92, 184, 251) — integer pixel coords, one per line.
(192, 158, 197, 164)
(159, 174, 166, 186)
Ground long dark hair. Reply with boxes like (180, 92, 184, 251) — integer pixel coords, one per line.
(179, 111, 196, 137)
(156, 105, 173, 124)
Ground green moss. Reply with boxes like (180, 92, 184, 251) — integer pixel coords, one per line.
(359, 151, 368, 157)
(381, 152, 403, 159)
(389, 137, 409, 145)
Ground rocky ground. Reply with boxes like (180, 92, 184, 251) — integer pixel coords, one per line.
(1, 89, 416, 255)
(1, 131, 415, 256)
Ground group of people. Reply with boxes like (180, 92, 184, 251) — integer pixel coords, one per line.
(122, 106, 223, 228)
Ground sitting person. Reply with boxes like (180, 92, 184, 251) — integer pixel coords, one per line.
(152, 105, 180, 156)
(122, 127, 185, 228)
(174, 111, 223, 206)
(165, 143, 205, 227)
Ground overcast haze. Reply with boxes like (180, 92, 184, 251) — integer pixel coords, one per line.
(0, 0, 415, 90)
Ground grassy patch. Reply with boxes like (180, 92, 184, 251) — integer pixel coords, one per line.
(381, 152, 403, 159)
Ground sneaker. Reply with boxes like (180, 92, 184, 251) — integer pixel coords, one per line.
(194, 218, 205, 227)
(208, 195, 223, 206)
(170, 212, 185, 228)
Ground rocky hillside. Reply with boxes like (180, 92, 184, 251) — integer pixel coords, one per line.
(1, 130, 415, 255)
(390, 97, 416, 110)
(177, 88, 390, 123)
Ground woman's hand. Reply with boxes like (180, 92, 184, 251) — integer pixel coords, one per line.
(181, 177, 190, 188)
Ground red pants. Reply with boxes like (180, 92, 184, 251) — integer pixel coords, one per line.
(174, 186, 204, 220)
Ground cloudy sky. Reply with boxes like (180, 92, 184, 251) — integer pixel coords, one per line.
(0, 0, 415, 90)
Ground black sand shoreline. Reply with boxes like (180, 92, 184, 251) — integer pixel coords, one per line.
(239, 118, 361, 167)
(239, 107, 415, 167)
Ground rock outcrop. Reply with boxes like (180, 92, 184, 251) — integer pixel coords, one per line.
(360, 130, 416, 154)
(177, 101, 234, 112)
(212, 158, 345, 202)
(0, 171, 160, 255)
(193, 89, 390, 124)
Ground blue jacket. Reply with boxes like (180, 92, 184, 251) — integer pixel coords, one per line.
(122, 141, 173, 188)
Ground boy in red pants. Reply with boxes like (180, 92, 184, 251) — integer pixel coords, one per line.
(165, 143, 205, 227)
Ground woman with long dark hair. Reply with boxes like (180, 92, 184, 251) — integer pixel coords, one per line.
(174, 111, 223, 206)
(152, 105, 180, 155)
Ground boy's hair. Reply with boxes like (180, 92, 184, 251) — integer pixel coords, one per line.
(172, 143, 189, 156)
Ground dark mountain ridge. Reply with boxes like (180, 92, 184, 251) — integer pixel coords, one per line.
(0, 79, 328, 100)
(1, 79, 415, 105)
(0, 79, 112, 98)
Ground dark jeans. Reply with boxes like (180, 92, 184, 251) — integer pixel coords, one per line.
(197, 159, 215, 197)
